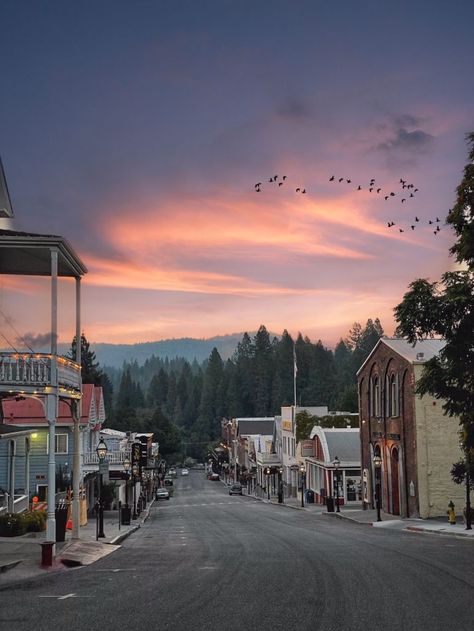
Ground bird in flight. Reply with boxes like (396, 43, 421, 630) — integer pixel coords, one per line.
(399, 228, 404, 233)
(279, 182, 283, 186)
(387, 221, 395, 227)
(296, 188, 301, 193)
(377, 188, 381, 193)
(415, 216, 419, 222)
(401, 199, 406, 203)
(411, 225, 415, 230)
(282, 175, 287, 180)
(384, 196, 389, 200)
(329, 175, 335, 181)
(346, 179, 352, 183)
(338, 178, 344, 182)
(357, 185, 362, 190)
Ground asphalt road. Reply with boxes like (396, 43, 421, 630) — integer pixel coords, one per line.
(1, 470, 473, 631)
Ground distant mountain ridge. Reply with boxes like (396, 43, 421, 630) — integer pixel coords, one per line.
(88, 333, 256, 368)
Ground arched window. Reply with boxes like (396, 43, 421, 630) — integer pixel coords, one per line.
(387, 373, 400, 417)
(370, 375, 380, 417)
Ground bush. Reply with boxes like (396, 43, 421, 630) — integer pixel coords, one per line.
(23, 510, 47, 532)
(0, 512, 28, 537)
(0, 510, 47, 536)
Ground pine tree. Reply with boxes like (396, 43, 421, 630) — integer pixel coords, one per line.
(253, 325, 273, 416)
(69, 333, 103, 385)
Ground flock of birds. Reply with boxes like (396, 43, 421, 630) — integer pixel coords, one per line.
(254, 174, 446, 236)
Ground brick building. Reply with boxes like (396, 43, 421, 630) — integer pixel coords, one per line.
(357, 337, 464, 519)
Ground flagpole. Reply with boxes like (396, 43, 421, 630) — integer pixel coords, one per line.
(293, 342, 297, 408)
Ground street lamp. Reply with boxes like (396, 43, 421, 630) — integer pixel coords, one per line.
(373, 454, 382, 522)
(96, 438, 108, 539)
(122, 456, 131, 526)
(265, 468, 271, 500)
(300, 464, 305, 508)
(333, 456, 341, 513)
(131, 463, 139, 519)
(278, 466, 284, 504)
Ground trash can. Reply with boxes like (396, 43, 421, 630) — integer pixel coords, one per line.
(305, 489, 315, 504)
(121, 505, 131, 526)
(55, 505, 68, 542)
(326, 496, 335, 513)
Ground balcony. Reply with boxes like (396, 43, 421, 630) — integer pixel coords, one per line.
(0, 353, 81, 397)
(256, 452, 282, 467)
(83, 450, 130, 471)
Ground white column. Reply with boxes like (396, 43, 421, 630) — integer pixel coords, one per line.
(46, 248, 58, 546)
(72, 277, 82, 539)
(25, 437, 30, 501)
(8, 440, 15, 512)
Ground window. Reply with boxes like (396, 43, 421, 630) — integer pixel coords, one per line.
(371, 376, 380, 417)
(386, 373, 399, 417)
(46, 433, 68, 454)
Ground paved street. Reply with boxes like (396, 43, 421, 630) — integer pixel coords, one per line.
(1, 470, 473, 631)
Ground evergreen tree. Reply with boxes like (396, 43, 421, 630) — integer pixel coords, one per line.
(253, 325, 273, 416)
(272, 330, 295, 411)
(234, 332, 255, 416)
(69, 333, 103, 384)
(196, 348, 224, 440)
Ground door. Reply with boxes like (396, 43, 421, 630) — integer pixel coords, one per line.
(391, 448, 400, 515)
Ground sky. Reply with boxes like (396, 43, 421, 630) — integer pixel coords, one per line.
(0, 0, 473, 349)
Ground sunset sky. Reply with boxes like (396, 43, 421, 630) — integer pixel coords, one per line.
(0, 1, 473, 349)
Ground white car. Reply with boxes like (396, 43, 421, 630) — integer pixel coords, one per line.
(155, 487, 170, 500)
(181, 468, 189, 476)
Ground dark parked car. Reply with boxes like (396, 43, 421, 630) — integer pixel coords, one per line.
(229, 483, 243, 496)
(209, 472, 220, 481)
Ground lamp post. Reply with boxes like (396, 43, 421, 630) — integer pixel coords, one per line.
(122, 457, 131, 525)
(278, 466, 284, 504)
(132, 463, 139, 519)
(333, 456, 341, 513)
(96, 438, 107, 539)
(373, 454, 382, 522)
(265, 468, 270, 500)
(300, 464, 305, 508)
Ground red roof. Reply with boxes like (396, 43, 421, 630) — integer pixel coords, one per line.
(2, 384, 100, 426)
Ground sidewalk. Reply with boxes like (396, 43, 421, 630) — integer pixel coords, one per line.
(0, 501, 154, 589)
(249, 489, 474, 538)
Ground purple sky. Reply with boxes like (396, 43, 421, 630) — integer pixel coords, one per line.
(0, 1, 473, 348)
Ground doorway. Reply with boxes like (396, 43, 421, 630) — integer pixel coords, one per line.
(391, 448, 400, 515)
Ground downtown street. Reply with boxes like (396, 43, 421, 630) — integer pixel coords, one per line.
(1, 469, 473, 631)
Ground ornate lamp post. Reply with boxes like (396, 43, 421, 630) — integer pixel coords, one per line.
(96, 438, 108, 539)
(265, 467, 271, 500)
(122, 456, 131, 525)
(132, 463, 139, 520)
(333, 456, 341, 513)
(373, 454, 382, 522)
(300, 464, 306, 508)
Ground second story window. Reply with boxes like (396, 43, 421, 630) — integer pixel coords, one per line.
(389, 373, 400, 417)
(47, 433, 68, 454)
(371, 375, 380, 417)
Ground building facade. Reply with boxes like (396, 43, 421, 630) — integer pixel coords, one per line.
(357, 337, 464, 518)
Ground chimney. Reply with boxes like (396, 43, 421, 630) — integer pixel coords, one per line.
(416, 352, 424, 361)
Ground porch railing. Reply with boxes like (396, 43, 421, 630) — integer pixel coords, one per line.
(0, 353, 81, 393)
(83, 450, 130, 465)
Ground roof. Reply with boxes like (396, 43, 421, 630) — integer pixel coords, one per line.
(0, 423, 35, 439)
(1, 384, 101, 426)
(237, 419, 275, 437)
(0, 229, 87, 277)
(357, 337, 446, 376)
(309, 426, 360, 464)
(0, 158, 13, 218)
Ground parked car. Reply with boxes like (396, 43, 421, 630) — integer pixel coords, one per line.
(163, 478, 174, 496)
(168, 468, 177, 478)
(181, 468, 189, 476)
(229, 483, 243, 496)
(155, 487, 170, 500)
(209, 472, 220, 481)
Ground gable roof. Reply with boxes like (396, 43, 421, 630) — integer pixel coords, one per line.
(309, 426, 360, 464)
(356, 337, 446, 376)
(0, 157, 13, 218)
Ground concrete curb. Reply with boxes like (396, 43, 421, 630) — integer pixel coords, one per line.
(406, 525, 474, 539)
(0, 559, 23, 574)
(323, 511, 374, 525)
(108, 499, 154, 545)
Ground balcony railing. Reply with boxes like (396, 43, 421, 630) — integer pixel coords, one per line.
(256, 452, 282, 466)
(0, 353, 81, 394)
(83, 450, 130, 466)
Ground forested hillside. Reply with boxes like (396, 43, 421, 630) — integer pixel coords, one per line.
(105, 319, 384, 460)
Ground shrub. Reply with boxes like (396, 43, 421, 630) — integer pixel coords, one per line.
(0, 512, 28, 537)
(23, 510, 47, 532)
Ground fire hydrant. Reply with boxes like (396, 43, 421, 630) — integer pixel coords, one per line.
(447, 500, 456, 525)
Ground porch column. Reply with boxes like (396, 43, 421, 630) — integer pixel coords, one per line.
(8, 439, 15, 512)
(25, 437, 30, 501)
(46, 248, 58, 546)
(72, 276, 82, 539)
